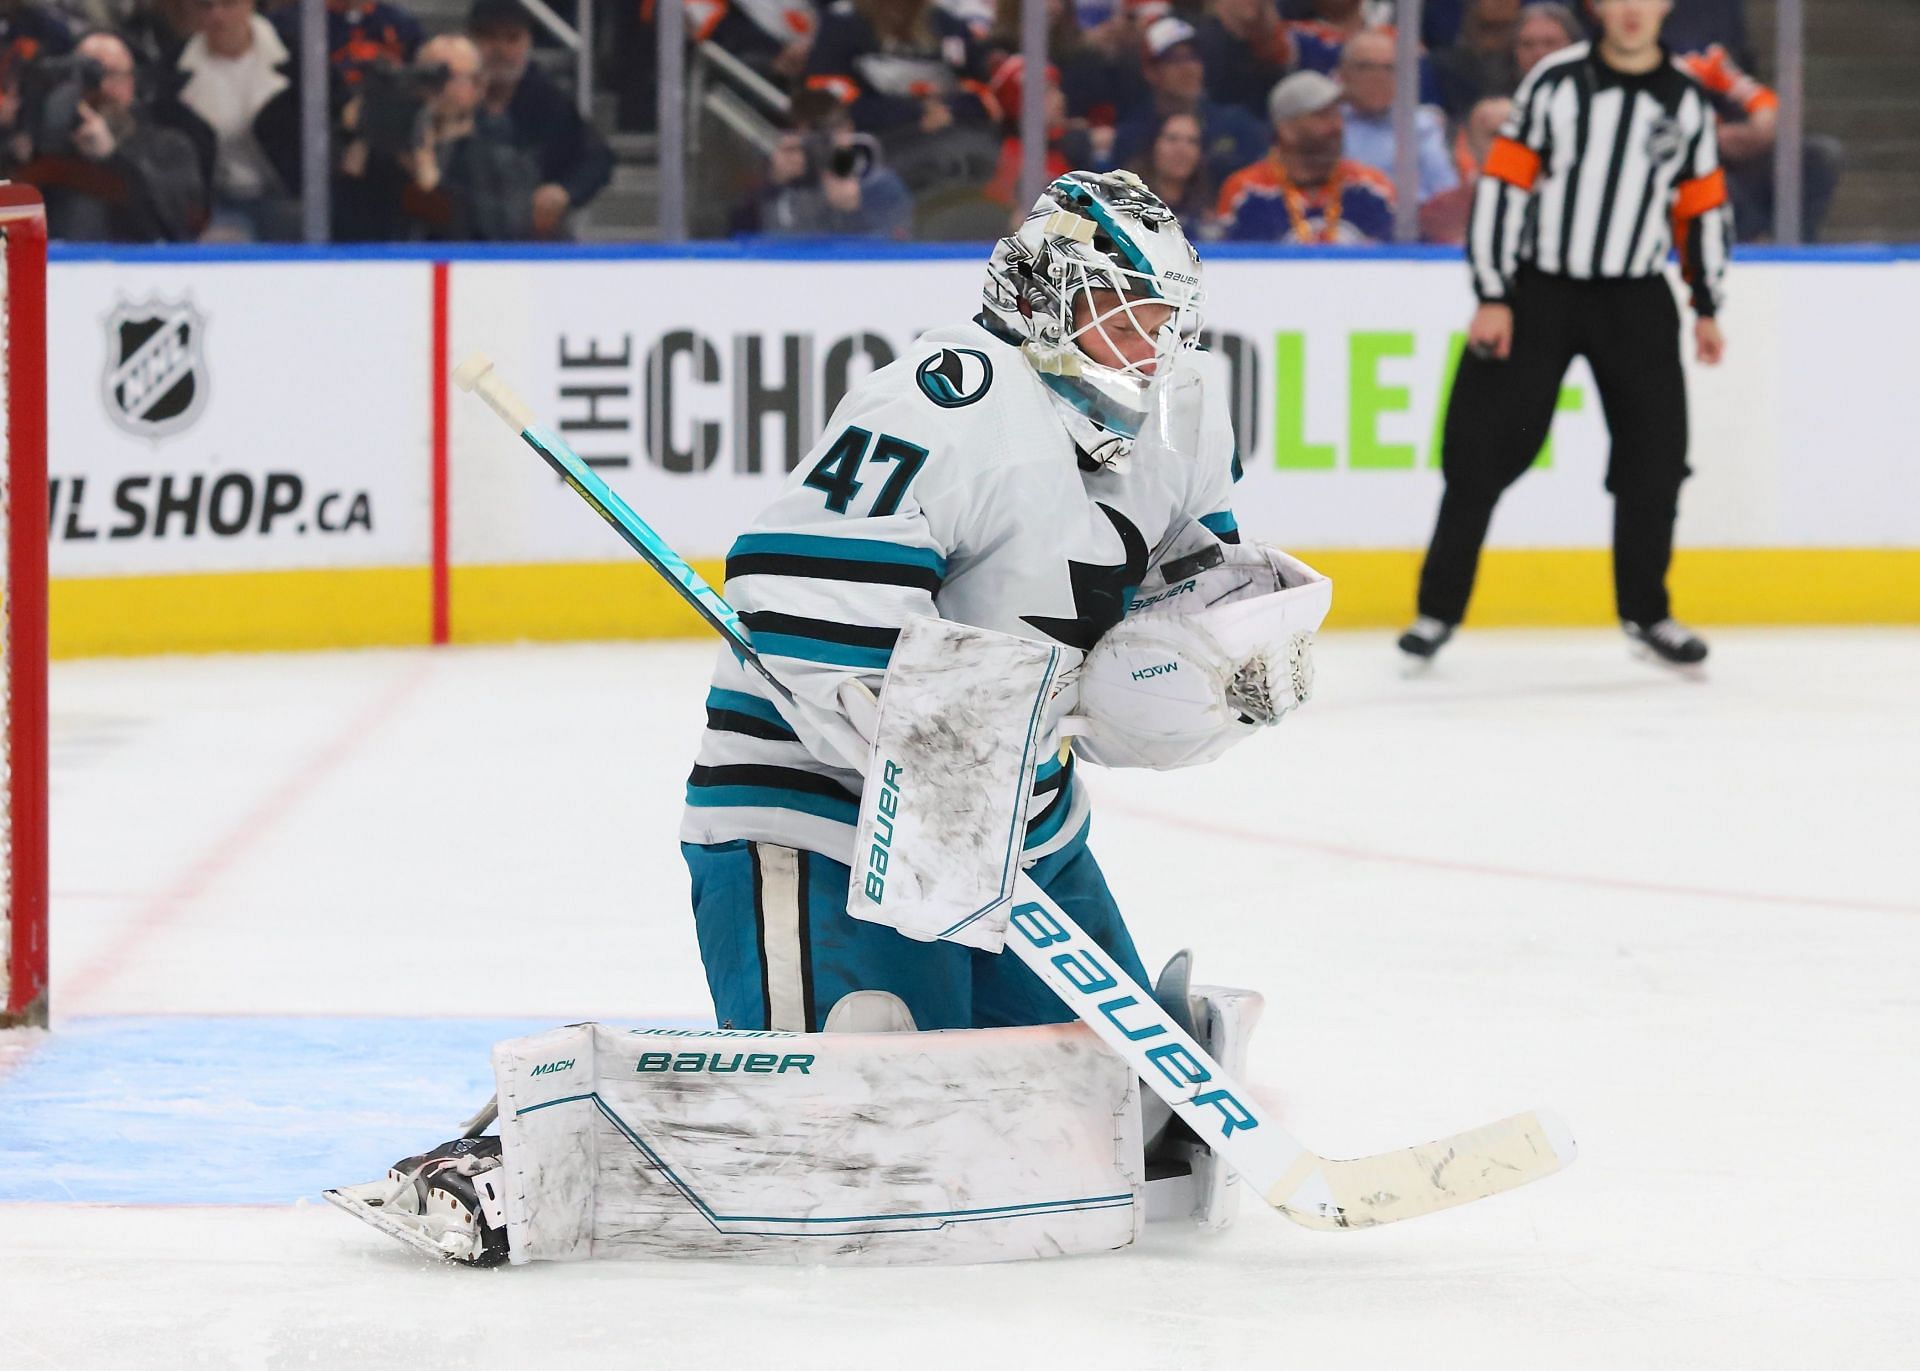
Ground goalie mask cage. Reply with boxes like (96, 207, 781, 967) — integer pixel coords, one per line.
(0, 186, 47, 1029)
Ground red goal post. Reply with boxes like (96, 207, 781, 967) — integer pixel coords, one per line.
(0, 184, 47, 1029)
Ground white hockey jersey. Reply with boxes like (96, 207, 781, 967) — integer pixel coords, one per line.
(679, 318, 1245, 867)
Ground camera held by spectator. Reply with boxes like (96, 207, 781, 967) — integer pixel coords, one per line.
(356, 57, 452, 161)
(11, 32, 207, 240)
(13, 50, 106, 158)
(337, 35, 540, 241)
(753, 88, 911, 238)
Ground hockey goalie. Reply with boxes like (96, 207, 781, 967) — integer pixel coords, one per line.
(329, 171, 1336, 1266)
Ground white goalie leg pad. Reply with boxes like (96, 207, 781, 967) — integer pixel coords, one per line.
(847, 614, 1066, 952)
(1144, 984, 1266, 1231)
(493, 1021, 1144, 1265)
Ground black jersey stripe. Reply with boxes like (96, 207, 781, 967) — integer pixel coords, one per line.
(725, 552, 944, 593)
(1556, 64, 1592, 274)
(1586, 90, 1639, 276)
(737, 611, 902, 651)
(706, 706, 800, 742)
(688, 763, 860, 802)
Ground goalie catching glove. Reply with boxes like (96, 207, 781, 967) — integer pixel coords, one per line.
(1072, 544, 1331, 770)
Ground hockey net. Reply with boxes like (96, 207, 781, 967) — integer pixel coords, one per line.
(0, 185, 46, 1029)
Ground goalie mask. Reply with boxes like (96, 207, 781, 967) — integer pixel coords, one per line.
(982, 170, 1204, 470)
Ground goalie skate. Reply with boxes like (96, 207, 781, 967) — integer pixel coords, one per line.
(324, 1135, 510, 1267)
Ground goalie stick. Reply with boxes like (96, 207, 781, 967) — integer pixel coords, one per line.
(453, 354, 1576, 1231)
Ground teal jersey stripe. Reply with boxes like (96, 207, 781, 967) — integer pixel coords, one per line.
(684, 783, 859, 825)
(727, 532, 948, 577)
(1199, 510, 1239, 537)
(705, 687, 791, 730)
(751, 633, 894, 671)
(1034, 751, 1064, 784)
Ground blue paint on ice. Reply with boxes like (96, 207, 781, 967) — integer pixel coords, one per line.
(0, 1015, 705, 1205)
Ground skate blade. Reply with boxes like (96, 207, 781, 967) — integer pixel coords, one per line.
(324, 1184, 477, 1265)
(1627, 641, 1708, 678)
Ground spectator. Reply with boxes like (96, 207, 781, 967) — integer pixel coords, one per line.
(1194, 0, 1293, 121)
(1680, 42, 1841, 242)
(981, 55, 1093, 207)
(171, 0, 302, 241)
(754, 89, 913, 237)
(1126, 107, 1211, 238)
(803, 0, 994, 141)
(0, 0, 72, 73)
(335, 33, 538, 240)
(466, 0, 610, 239)
(935, 0, 993, 35)
(1290, 0, 1444, 106)
(1418, 92, 1506, 243)
(0, 0, 70, 150)
(685, 0, 816, 86)
(274, 0, 421, 87)
(1660, 0, 1752, 70)
(1288, 0, 1368, 55)
(1106, 16, 1266, 187)
(1338, 30, 1456, 204)
(14, 29, 206, 238)
(1421, 0, 1467, 50)
(1216, 68, 1394, 242)
(1431, 0, 1518, 121)
(121, 0, 197, 68)
(987, 0, 1137, 131)
(1513, 2, 1580, 79)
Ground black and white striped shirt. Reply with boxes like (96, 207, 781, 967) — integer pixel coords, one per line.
(1470, 43, 1732, 316)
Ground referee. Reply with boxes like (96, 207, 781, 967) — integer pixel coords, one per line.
(1399, 0, 1731, 666)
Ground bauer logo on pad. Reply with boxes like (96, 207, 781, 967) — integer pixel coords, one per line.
(102, 298, 209, 438)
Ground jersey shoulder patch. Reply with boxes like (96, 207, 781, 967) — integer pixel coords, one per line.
(914, 346, 994, 409)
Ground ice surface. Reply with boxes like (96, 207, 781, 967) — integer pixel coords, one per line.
(4, 631, 1917, 1369)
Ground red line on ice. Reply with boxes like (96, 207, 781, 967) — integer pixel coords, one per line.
(53, 660, 436, 1016)
(1102, 800, 1920, 917)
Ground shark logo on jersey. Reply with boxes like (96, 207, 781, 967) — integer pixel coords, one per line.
(1021, 503, 1150, 651)
(915, 347, 994, 408)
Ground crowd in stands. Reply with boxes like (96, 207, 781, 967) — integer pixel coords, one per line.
(0, 0, 611, 240)
(727, 0, 1839, 245)
(0, 0, 1839, 243)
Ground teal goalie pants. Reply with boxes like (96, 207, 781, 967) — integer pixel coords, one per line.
(682, 822, 1149, 1032)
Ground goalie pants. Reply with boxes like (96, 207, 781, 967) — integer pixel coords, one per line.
(682, 822, 1148, 1033)
(1417, 268, 1692, 627)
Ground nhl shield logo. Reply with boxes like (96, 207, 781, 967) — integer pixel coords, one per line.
(1646, 114, 1685, 166)
(103, 299, 208, 437)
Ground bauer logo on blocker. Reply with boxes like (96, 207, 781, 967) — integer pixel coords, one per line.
(103, 298, 209, 438)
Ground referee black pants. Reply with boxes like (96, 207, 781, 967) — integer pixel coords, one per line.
(1418, 269, 1691, 627)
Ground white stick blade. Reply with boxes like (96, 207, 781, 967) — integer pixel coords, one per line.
(1271, 1109, 1574, 1231)
(451, 353, 494, 392)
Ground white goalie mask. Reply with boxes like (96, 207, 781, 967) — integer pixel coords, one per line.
(981, 171, 1205, 470)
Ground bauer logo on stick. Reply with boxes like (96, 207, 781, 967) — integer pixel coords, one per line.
(102, 298, 209, 438)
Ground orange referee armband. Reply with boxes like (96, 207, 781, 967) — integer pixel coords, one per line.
(1673, 168, 1728, 221)
(1483, 137, 1541, 190)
